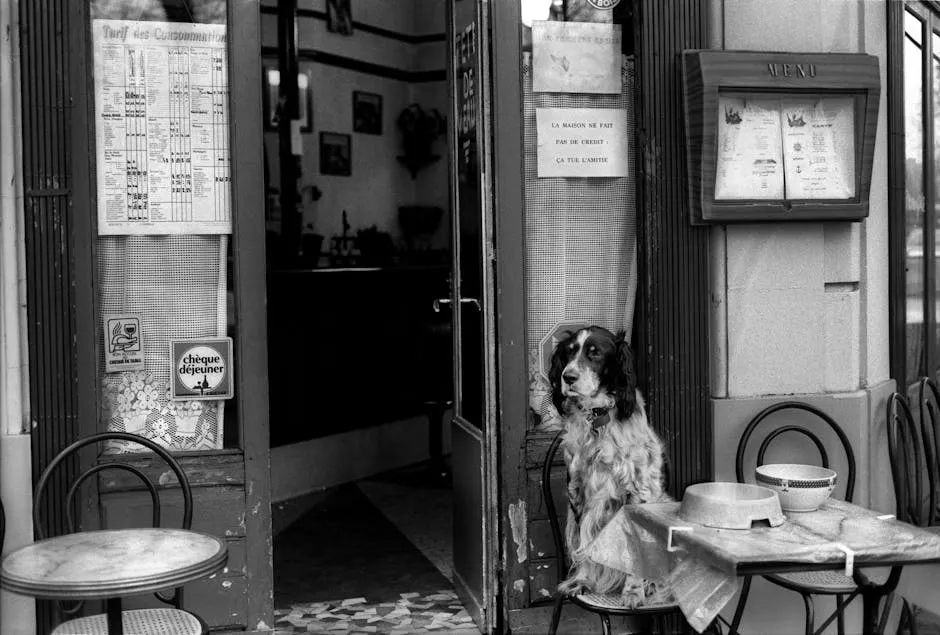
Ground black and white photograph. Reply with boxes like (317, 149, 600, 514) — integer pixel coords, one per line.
(353, 90, 383, 135)
(319, 132, 351, 176)
(9, 2, 940, 635)
(326, 0, 353, 35)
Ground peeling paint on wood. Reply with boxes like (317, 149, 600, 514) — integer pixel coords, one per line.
(513, 579, 525, 593)
(508, 500, 528, 563)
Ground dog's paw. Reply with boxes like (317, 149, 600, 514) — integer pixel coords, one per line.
(620, 584, 646, 609)
(557, 577, 588, 596)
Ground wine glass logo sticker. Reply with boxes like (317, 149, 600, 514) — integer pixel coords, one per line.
(110, 318, 140, 353)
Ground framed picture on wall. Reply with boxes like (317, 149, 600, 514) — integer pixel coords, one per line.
(353, 91, 382, 135)
(320, 132, 352, 176)
(262, 67, 313, 133)
(327, 0, 353, 35)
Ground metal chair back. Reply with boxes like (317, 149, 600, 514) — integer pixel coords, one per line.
(33, 432, 195, 615)
(889, 392, 931, 526)
(918, 378, 940, 526)
(735, 401, 856, 503)
(542, 430, 569, 580)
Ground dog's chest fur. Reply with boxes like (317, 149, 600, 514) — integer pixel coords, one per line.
(561, 395, 666, 518)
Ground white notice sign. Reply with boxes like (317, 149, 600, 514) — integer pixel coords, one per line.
(93, 20, 232, 235)
(536, 108, 628, 178)
(532, 21, 621, 94)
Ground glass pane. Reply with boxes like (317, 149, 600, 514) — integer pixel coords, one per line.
(905, 9, 926, 385)
(933, 30, 940, 373)
(453, 0, 484, 428)
(90, 0, 236, 451)
(519, 1, 638, 428)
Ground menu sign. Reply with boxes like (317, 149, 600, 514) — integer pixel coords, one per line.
(780, 96, 855, 199)
(92, 19, 232, 235)
(715, 97, 784, 200)
(715, 93, 856, 201)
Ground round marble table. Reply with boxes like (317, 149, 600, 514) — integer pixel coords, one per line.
(1, 528, 227, 633)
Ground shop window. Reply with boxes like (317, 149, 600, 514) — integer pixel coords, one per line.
(88, 0, 240, 451)
(516, 1, 638, 427)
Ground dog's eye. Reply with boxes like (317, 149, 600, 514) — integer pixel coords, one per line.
(587, 346, 600, 358)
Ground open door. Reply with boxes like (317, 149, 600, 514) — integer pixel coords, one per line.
(445, 0, 498, 631)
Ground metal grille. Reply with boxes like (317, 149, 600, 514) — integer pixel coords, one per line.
(634, 0, 712, 497)
(19, 0, 78, 631)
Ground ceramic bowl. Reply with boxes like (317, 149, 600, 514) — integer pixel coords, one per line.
(755, 463, 837, 512)
(679, 482, 785, 529)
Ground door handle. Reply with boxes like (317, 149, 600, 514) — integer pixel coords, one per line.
(433, 297, 481, 312)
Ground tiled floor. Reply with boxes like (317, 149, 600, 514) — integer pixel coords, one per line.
(273, 590, 476, 633)
(272, 461, 463, 634)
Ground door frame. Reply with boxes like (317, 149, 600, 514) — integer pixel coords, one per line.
(493, 0, 712, 628)
(64, 1, 273, 629)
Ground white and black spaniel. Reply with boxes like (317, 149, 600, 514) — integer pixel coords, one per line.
(549, 325, 672, 607)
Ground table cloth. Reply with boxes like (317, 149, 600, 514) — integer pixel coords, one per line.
(584, 498, 940, 632)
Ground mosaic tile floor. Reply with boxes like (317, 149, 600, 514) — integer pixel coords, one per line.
(273, 589, 478, 634)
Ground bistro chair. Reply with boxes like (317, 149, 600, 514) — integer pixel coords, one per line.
(887, 391, 940, 634)
(541, 429, 688, 635)
(729, 401, 868, 635)
(918, 377, 940, 527)
(34, 431, 207, 635)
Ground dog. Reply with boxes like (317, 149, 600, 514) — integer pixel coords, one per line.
(549, 325, 672, 607)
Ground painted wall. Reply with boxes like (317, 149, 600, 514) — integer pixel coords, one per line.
(261, 0, 448, 254)
(708, 1, 894, 633)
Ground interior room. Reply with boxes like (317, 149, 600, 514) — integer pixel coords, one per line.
(259, 1, 465, 630)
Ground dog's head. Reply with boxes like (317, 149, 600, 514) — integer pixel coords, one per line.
(549, 326, 637, 420)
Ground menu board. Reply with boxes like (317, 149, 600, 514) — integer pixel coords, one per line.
(93, 20, 232, 235)
(715, 93, 856, 201)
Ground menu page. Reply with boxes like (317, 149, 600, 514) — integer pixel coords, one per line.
(714, 96, 784, 200)
(780, 96, 856, 199)
(93, 19, 232, 235)
(714, 93, 857, 202)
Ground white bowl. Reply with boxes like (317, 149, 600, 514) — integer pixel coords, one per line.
(755, 463, 837, 512)
(679, 482, 785, 529)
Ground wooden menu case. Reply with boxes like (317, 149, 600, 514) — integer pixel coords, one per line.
(683, 50, 880, 224)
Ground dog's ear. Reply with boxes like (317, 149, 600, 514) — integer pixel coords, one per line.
(611, 330, 637, 419)
(549, 331, 572, 414)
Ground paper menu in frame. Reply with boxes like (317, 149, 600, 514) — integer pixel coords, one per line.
(532, 21, 621, 94)
(92, 19, 232, 235)
(714, 95, 784, 200)
(780, 96, 856, 200)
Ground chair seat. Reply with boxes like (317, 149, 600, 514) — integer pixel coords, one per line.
(765, 567, 890, 593)
(571, 591, 678, 613)
(51, 608, 201, 635)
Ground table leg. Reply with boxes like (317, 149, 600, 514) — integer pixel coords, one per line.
(106, 598, 124, 635)
(860, 589, 882, 635)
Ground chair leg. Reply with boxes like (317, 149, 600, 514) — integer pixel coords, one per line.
(910, 600, 922, 635)
(802, 593, 816, 635)
(728, 575, 752, 635)
(600, 613, 612, 635)
(836, 593, 845, 635)
(548, 595, 565, 635)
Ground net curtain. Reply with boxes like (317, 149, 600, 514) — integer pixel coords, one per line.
(524, 54, 638, 428)
(98, 235, 227, 452)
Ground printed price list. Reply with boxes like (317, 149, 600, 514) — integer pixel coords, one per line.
(94, 20, 232, 234)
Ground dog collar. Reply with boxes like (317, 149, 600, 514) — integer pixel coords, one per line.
(589, 407, 611, 431)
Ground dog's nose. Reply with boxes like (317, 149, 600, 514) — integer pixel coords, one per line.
(562, 371, 578, 385)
